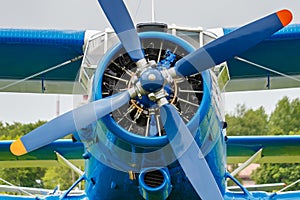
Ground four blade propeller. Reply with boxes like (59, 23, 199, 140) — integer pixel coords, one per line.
(10, 1, 292, 199)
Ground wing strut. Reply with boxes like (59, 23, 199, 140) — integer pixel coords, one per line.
(230, 148, 263, 177)
(0, 55, 83, 91)
(0, 177, 35, 197)
(235, 56, 300, 83)
(55, 151, 84, 176)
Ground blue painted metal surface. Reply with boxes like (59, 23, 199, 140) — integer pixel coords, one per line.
(86, 31, 227, 199)
(0, 29, 84, 45)
(157, 50, 176, 69)
(0, 29, 84, 81)
(224, 24, 300, 40)
(2, 26, 300, 200)
(139, 68, 164, 93)
(84, 30, 300, 199)
(271, 191, 300, 199)
(0, 194, 88, 200)
(138, 168, 172, 200)
(225, 24, 300, 80)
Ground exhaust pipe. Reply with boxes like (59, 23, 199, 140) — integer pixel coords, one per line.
(139, 168, 172, 200)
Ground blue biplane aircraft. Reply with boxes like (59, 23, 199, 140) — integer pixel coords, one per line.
(0, 0, 300, 199)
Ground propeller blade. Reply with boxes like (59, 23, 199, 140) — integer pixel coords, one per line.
(160, 104, 223, 200)
(10, 91, 130, 156)
(173, 9, 292, 76)
(98, 0, 144, 61)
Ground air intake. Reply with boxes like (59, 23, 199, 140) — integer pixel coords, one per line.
(139, 168, 172, 200)
(144, 170, 164, 188)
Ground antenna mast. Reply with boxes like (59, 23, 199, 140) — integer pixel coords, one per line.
(151, 0, 155, 22)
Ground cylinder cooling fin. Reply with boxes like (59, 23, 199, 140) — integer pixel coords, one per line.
(95, 32, 205, 147)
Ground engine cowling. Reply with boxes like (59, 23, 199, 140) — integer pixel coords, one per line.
(92, 31, 207, 148)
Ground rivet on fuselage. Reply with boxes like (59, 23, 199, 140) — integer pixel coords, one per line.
(82, 152, 91, 159)
(111, 181, 118, 189)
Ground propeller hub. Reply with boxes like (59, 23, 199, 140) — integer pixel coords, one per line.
(140, 68, 164, 93)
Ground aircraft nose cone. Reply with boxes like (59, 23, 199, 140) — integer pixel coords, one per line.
(140, 68, 164, 93)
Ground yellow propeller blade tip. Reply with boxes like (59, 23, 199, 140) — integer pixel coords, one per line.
(10, 139, 27, 156)
(276, 9, 293, 27)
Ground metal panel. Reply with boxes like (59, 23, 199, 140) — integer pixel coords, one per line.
(224, 24, 300, 91)
(227, 135, 300, 163)
(0, 29, 85, 93)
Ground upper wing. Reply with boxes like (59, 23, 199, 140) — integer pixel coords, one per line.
(227, 135, 300, 164)
(215, 24, 300, 91)
(0, 29, 87, 94)
(0, 139, 84, 168)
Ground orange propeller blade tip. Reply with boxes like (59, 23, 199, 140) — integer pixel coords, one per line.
(10, 139, 27, 156)
(276, 9, 293, 27)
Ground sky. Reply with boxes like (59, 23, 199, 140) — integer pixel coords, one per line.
(0, 0, 300, 123)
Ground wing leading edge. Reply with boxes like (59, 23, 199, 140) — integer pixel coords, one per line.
(5, 134, 297, 166)
(227, 135, 300, 164)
